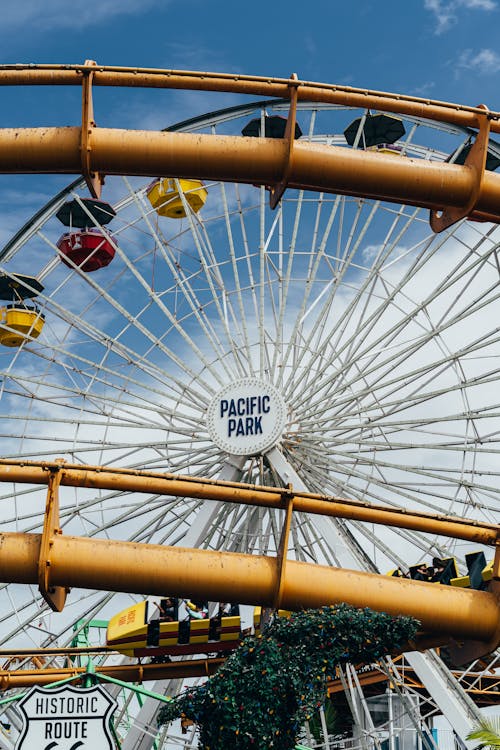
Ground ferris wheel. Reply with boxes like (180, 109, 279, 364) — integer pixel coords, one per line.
(0, 93, 499, 747)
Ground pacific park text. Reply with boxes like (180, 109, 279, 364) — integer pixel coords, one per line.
(220, 395, 271, 437)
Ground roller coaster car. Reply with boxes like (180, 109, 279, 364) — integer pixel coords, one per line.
(106, 600, 241, 658)
(450, 551, 492, 590)
(388, 553, 493, 590)
(409, 557, 458, 584)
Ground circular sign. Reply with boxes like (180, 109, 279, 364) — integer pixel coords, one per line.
(207, 378, 287, 456)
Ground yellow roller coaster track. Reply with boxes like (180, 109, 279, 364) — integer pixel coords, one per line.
(0, 61, 500, 228)
(0, 460, 498, 658)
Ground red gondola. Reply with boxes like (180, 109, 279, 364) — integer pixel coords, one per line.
(57, 230, 115, 273)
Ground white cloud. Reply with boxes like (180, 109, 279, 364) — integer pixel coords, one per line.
(456, 47, 500, 72)
(460, 0, 496, 7)
(411, 81, 436, 97)
(0, 0, 165, 31)
(424, 0, 496, 34)
(425, 0, 456, 32)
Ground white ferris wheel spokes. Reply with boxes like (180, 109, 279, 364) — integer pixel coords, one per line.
(0, 99, 498, 746)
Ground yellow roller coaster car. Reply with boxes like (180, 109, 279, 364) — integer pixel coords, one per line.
(106, 599, 241, 658)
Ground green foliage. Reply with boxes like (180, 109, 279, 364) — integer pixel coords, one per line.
(308, 700, 339, 742)
(468, 717, 500, 749)
(158, 604, 418, 750)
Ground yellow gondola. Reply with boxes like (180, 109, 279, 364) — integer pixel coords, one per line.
(367, 143, 405, 156)
(147, 178, 207, 218)
(0, 273, 45, 348)
(0, 304, 44, 347)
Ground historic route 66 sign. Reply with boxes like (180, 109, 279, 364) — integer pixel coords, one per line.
(15, 683, 117, 750)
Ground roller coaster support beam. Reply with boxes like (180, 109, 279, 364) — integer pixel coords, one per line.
(0, 531, 498, 650)
(0, 126, 499, 224)
(38, 461, 68, 612)
(1, 64, 500, 225)
(0, 461, 497, 547)
(0, 657, 223, 691)
(0, 64, 499, 135)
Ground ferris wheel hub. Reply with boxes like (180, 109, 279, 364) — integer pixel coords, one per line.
(206, 378, 287, 456)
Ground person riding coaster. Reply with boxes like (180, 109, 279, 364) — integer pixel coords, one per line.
(106, 597, 243, 658)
